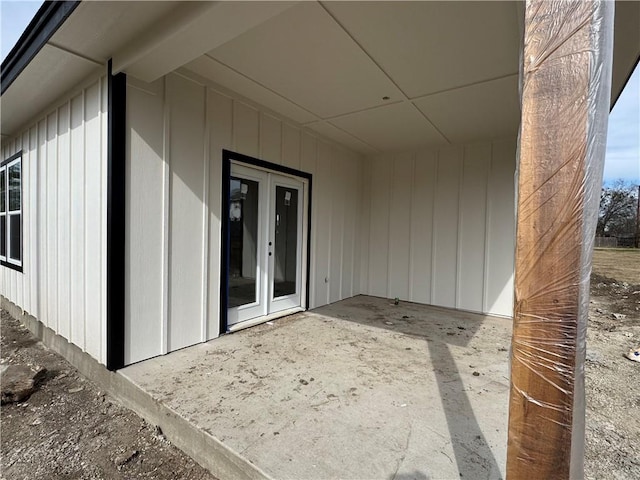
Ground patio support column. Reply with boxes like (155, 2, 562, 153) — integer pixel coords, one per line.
(507, 1, 614, 479)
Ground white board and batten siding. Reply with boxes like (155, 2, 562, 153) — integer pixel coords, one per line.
(1, 66, 516, 368)
(125, 71, 364, 364)
(0, 74, 109, 365)
(362, 139, 516, 317)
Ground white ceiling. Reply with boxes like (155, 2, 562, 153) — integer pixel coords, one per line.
(2, 1, 639, 152)
(189, 1, 522, 154)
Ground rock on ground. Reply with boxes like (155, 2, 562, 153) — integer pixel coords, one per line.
(0, 310, 217, 480)
(1, 364, 47, 404)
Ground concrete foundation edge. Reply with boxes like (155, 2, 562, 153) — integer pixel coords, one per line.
(1, 297, 272, 480)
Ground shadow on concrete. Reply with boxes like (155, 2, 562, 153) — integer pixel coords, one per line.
(427, 339, 502, 479)
(321, 296, 503, 479)
(390, 470, 429, 480)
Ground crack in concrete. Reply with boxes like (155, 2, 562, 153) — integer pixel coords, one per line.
(392, 424, 413, 480)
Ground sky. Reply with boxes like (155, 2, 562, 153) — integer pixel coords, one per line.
(1, 0, 639, 186)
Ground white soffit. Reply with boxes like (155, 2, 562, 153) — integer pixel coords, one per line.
(51, 1, 180, 64)
(185, 55, 318, 125)
(207, 1, 403, 119)
(1, 45, 99, 136)
(116, 1, 297, 82)
(322, 1, 520, 99)
(413, 76, 521, 144)
(329, 102, 448, 152)
(305, 121, 378, 155)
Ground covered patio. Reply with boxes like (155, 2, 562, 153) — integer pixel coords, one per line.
(2, 1, 638, 478)
(121, 297, 511, 480)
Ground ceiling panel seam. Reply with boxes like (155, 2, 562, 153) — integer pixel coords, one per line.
(409, 72, 520, 102)
(203, 53, 322, 123)
(317, 1, 412, 102)
(178, 63, 377, 155)
(46, 41, 104, 66)
(317, 1, 450, 146)
(321, 120, 380, 154)
(411, 104, 452, 145)
(306, 99, 405, 123)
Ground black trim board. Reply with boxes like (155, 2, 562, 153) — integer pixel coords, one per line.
(1, 1, 80, 95)
(220, 150, 313, 334)
(106, 60, 126, 371)
(0, 151, 22, 166)
(0, 151, 24, 273)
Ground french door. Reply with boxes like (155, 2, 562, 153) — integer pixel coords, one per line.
(227, 162, 308, 330)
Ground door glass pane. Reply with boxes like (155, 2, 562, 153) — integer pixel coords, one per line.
(273, 186, 298, 298)
(8, 163, 20, 211)
(229, 177, 259, 308)
(9, 214, 20, 261)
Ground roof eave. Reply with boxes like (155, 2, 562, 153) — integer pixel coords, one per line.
(0, 0, 80, 95)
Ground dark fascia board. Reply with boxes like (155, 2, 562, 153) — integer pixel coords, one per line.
(1, 1, 80, 96)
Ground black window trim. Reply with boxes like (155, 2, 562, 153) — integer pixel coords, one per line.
(0, 150, 24, 273)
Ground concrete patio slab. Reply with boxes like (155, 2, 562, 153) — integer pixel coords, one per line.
(121, 296, 512, 480)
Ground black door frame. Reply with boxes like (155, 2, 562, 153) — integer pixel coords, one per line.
(220, 149, 312, 334)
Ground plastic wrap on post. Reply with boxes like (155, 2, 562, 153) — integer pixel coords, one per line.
(508, 1, 614, 479)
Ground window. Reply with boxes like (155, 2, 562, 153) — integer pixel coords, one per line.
(1, 151, 22, 271)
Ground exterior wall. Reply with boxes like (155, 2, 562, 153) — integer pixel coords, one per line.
(125, 71, 364, 364)
(0, 73, 109, 364)
(360, 139, 516, 317)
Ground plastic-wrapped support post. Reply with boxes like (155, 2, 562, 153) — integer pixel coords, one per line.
(507, 1, 614, 479)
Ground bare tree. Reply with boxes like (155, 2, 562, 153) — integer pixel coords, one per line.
(597, 179, 638, 238)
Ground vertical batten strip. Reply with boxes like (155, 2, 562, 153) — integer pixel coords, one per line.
(55, 105, 61, 333)
(103, 76, 110, 364)
(21, 131, 28, 311)
(100, 77, 106, 363)
(82, 89, 88, 352)
(387, 156, 395, 300)
(407, 153, 416, 302)
(230, 99, 236, 152)
(482, 143, 493, 314)
(60, 101, 71, 339)
(349, 157, 358, 297)
(39, 118, 48, 328)
(29, 126, 38, 317)
(80, 90, 86, 350)
(325, 145, 332, 305)
(76, 88, 87, 350)
(161, 76, 171, 354)
(385, 156, 393, 299)
(309, 137, 318, 308)
(429, 151, 439, 304)
(455, 147, 466, 309)
(201, 87, 210, 342)
(49, 110, 58, 332)
(339, 158, 346, 299)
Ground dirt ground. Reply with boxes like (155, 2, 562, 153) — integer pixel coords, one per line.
(1, 247, 639, 480)
(584, 248, 640, 479)
(0, 310, 217, 480)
